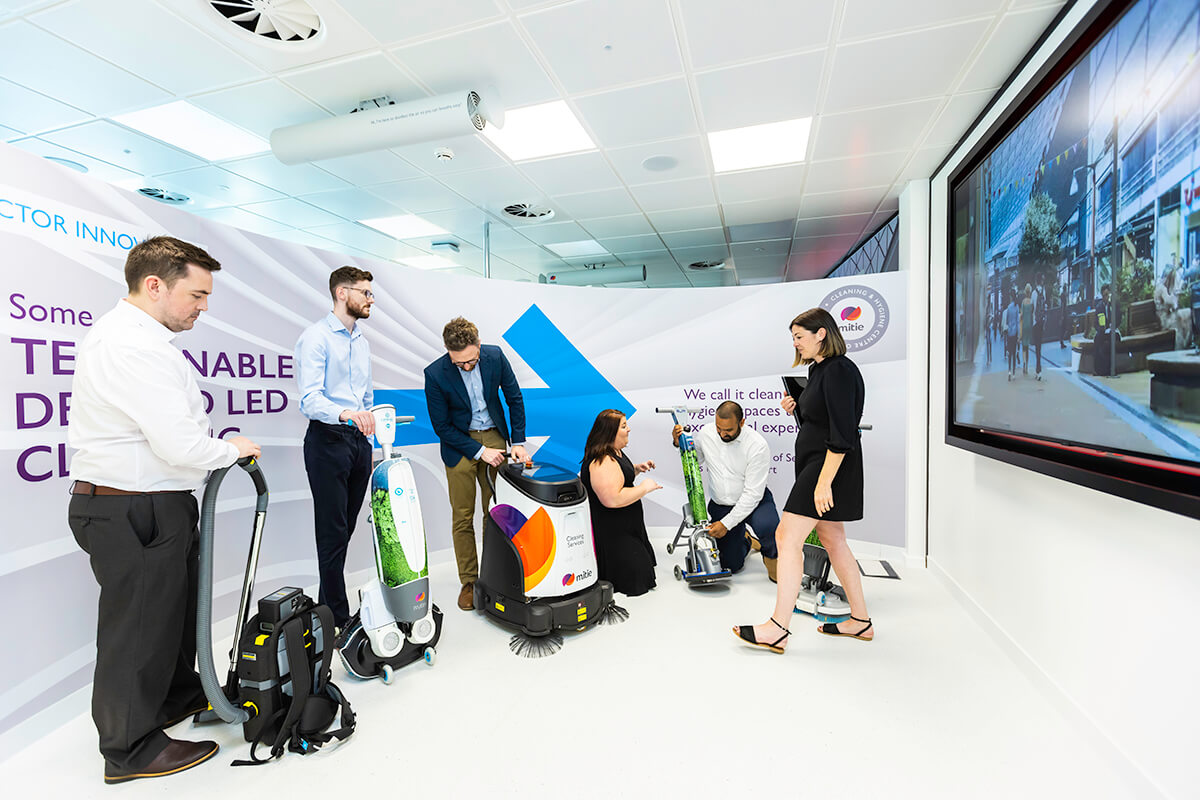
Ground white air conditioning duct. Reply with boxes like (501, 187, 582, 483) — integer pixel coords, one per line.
(270, 89, 504, 165)
(539, 265, 647, 286)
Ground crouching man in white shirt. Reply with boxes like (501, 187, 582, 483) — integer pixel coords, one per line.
(671, 401, 780, 580)
(67, 236, 260, 785)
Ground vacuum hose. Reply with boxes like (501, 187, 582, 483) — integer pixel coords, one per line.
(196, 456, 269, 725)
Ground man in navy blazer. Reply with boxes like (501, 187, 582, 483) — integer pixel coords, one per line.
(424, 317, 528, 611)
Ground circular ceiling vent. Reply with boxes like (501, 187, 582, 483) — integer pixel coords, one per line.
(208, 0, 322, 44)
(138, 187, 191, 205)
(688, 259, 725, 270)
(502, 202, 555, 222)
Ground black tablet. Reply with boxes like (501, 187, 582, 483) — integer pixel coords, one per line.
(780, 376, 806, 427)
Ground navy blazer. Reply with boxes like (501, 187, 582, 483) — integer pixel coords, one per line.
(423, 344, 527, 468)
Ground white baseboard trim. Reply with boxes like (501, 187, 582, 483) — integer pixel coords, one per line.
(929, 558, 1166, 800)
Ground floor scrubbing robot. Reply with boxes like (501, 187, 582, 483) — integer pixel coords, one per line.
(476, 457, 625, 657)
(336, 404, 443, 682)
(656, 406, 732, 586)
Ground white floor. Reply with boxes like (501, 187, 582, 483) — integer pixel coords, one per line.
(3, 531, 1138, 799)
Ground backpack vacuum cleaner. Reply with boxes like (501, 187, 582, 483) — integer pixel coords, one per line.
(656, 405, 732, 587)
(196, 457, 355, 765)
(335, 404, 443, 682)
(475, 457, 626, 657)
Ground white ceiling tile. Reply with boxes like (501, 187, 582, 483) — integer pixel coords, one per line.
(193, 207, 294, 236)
(730, 254, 787, 274)
(154, 166, 284, 208)
(659, 228, 726, 248)
(0, 77, 90, 134)
(785, 248, 847, 280)
(30, 0, 264, 95)
(340, 0, 504, 44)
(685, 268, 738, 287)
(715, 165, 806, 204)
(607, 136, 711, 184)
(519, 220, 588, 245)
(629, 176, 716, 212)
(646, 206, 722, 232)
(577, 214, 656, 238)
(695, 52, 823, 130)
(281, 52, 426, 115)
(552, 188, 640, 219)
(390, 134, 507, 174)
(898, 146, 951, 183)
(10, 137, 141, 184)
(190, 80, 329, 141)
(438, 165, 540, 210)
(519, 151, 620, 196)
(313, 151, 425, 185)
(731, 238, 790, 258)
(668, 244, 730, 264)
(242, 198, 345, 228)
(1, 124, 23, 140)
(959, 7, 1063, 92)
(679, 0, 836, 69)
(924, 90, 995, 147)
(811, 98, 941, 159)
(0, 21, 170, 115)
(839, 0, 1006, 40)
(299, 188, 406, 220)
(308, 222, 429, 260)
(824, 20, 990, 113)
(793, 232, 866, 253)
(597, 233, 663, 253)
(42, 120, 206, 176)
(391, 21, 556, 108)
(797, 186, 890, 218)
(573, 78, 698, 149)
(722, 197, 799, 227)
(866, 210, 899, 233)
(805, 151, 907, 193)
(367, 177, 472, 213)
(794, 212, 873, 238)
(404, 207, 494, 249)
(221, 154, 350, 196)
(520, 0, 683, 93)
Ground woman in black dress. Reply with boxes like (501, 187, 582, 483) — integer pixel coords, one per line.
(734, 308, 873, 653)
(580, 409, 663, 596)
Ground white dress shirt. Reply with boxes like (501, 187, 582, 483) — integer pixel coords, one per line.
(68, 299, 239, 491)
(694, 423, 772, 530)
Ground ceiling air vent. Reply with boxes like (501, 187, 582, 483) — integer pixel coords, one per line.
(502, 202, 555, 222)
(208, 0, 322, 43)
(688, 259, 725, 270)
(138, 187, 191, 205)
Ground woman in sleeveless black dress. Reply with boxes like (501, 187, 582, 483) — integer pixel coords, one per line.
(580, 410, 662, 596)
(734, 308, 874, 653)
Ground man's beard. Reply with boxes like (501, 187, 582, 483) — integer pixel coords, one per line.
(348, 302, 371, 320)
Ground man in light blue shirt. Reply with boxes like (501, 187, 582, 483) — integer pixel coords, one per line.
(295, 266, 376, 629)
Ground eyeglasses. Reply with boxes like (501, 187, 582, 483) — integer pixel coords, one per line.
(451, 357, 480, 369)
(345, 287, 375, 300)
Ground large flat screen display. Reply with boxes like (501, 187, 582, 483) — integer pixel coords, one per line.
(948, 0, 1200, 519)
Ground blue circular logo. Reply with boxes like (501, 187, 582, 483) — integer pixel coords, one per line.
(393, 487, 404, 497)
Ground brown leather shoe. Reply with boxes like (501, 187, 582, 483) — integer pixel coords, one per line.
(763, 556, 778, 583)
(746, 531, 761, 553)
(458, 582, 475, 611)
(104, 738, 219, 784)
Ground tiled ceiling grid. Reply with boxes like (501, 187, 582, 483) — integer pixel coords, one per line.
(0, 0, 1066, 287)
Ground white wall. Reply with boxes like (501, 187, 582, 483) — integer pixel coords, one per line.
(921, 3, 1200, 798)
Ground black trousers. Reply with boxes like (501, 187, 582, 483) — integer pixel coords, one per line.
(68, 490, 205, 771)
(303, 420, 372, 627)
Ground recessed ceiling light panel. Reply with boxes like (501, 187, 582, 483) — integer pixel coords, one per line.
(113, 101, 270, 161)
(482, 101, 596, 161)
(708, 118, 811, 173)
(359, 214, 449, 240)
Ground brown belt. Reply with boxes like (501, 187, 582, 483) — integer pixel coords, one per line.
(71, 481, 188, 496)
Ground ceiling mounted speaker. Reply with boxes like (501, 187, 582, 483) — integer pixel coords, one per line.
(270, 88, 504, 165)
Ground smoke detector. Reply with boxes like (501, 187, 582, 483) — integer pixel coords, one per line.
(206, 0, 322, 44)
(137, 187, 191, 205)
(434, 147, 455, 162)
(688, 259, 725, 270)
(502, 202, 555, 222)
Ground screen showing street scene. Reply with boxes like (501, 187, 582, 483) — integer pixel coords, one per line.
(952, 0, 1200, 467)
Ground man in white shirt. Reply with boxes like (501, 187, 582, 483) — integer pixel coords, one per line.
(68, 236, 260, 784)
(295, 266, 377, 631)
(671, 401, 780, 580)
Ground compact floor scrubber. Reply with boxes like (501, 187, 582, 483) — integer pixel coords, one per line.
(476, 457, 624, 656)
(336, 404, 443, 682)
(656, 406, 732, 586)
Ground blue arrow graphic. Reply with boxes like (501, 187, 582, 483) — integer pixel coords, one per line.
(375, 304, 632, 468)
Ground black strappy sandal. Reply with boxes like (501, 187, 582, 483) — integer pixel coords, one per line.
(818, 615, 873, 641)
(732, 617, 790, 654)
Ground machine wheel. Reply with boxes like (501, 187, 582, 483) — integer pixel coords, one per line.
(666, 542, 675, 555)
(423, 646, 437, 666)
(674, 564, 683, 581)
(380, 664, 395, 685)
(816, 590, 827, 606)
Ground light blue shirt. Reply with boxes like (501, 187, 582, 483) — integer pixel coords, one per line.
(1004, 302, 1019, 337)
(296, 312, 373, 425)
(459, 364, 496, 431)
